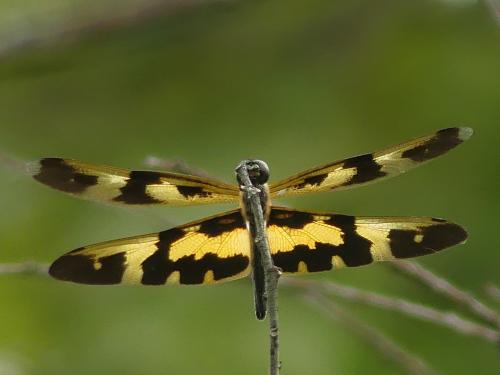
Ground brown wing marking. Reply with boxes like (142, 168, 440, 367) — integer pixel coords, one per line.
(30, 158, 240, 206)
(270, 127, 473, 197)
(267, 207, 467, 274)
(49, 209, 251, 285)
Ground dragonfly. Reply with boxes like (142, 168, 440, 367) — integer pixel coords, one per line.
(30, 127, 472, 319)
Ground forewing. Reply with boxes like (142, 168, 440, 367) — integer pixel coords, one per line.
(49, 209, 251, 285)
(30, 158, 240, 206)
(268, 207, 467, 274)
(270, 127, 472, 197)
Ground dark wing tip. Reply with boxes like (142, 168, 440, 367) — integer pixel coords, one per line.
(389, 221, 468, 259)
(423, 222, 468, 251)
(439, 126, 473, 142)
(49, 252, 125, 284)
(402, 127, 473, 163)
(30, 158, 98, 194)
(49, 254, 84, 282)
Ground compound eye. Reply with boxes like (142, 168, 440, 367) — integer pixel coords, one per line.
(235, 159, 270, 186)
(247, 160, 269, 185)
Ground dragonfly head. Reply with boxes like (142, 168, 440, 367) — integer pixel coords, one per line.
(236, 159, 269, 186)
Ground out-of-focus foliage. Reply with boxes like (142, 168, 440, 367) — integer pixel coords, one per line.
(0, 0, 212, 54)
(0, 0, 499, 374)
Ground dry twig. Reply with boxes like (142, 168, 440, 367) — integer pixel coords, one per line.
(283, 278, 500, 344)
(304, 290, 439, 375)
(389, 261, 500, 329)
(0, 0, 226, 58)
(0, 261, 49, 276)
(485, 284, 500, 303)
(0, 151, 30, 175)
(484, 0, 500, 25)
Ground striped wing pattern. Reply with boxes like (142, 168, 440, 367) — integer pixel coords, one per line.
(268, 208, 467, 273)
(30, 158, 239, 206)
(49, 209, 251, 285)
(270, 127, 473, 198)
(38, 128, 472, 286)
(49, 207, 467, 285)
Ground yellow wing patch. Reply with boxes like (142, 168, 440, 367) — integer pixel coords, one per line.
(48, 206, 468, 284)
(268, 207, 467, 274)
(30, 158, 239, 206)
(49, 209, 251, 285)
(267, 213, 344, 253)
(39, 128, 471, 288)
(270, 127, 473, 197)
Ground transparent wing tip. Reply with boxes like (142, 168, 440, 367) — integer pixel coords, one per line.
(458, 126, 474, 141)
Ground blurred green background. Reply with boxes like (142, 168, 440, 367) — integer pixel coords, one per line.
(0, 0, 499, 374)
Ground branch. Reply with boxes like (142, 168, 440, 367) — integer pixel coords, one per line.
(0, 151, 30, 175)
(0, 0, 231, 59)
(484, 0, 500, 25)
(235, 161, 281, 375)
(304, 290, 439, 375)
(5, 259, 498, 345)
(389, 261, 500, 329)
(485, 284, 500, 303)
(0, 261, 49, 276)
(283, 278, 500, 344)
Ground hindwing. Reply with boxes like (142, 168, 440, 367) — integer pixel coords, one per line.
(267, 207, 467, 274)
(49, 209, 251, 285)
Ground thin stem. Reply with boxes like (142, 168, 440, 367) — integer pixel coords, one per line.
(389, 261, 500, 329)
(0, 261, 49, 275)
(484, 0, 500, 25)
(0, 0, 227, 58)
(0, 151, 30, 175)
(304, 290, 438, 375)
(485, 284, 500, 303)
(283, 278, 500, 344)
(235, 162, 280, 375)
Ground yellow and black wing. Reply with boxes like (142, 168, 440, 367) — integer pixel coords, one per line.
(268, 207, 467, 274)
(30, 158, 240, 206)
(270, 127, 473, 198)
(49, 209, 251, 285)
(48, 206, 467, 284)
